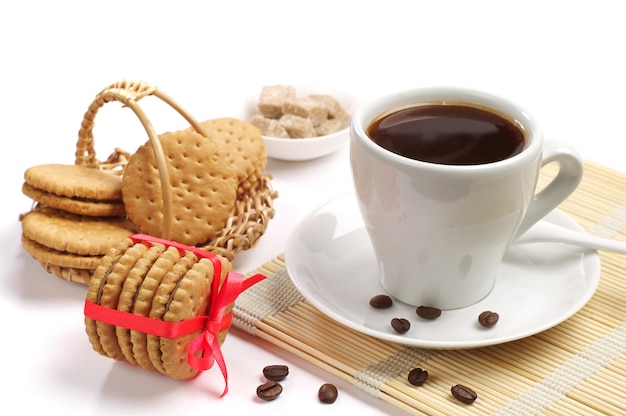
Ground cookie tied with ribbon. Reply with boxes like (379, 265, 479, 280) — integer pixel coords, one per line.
(84, 234, 266, 396)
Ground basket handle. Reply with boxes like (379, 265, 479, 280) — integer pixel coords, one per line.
(75, 80, 208, 240)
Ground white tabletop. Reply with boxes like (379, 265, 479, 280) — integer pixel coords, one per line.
(1, 1, 624, 415)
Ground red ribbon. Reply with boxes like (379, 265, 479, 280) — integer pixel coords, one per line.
(83, 234, 266, 397)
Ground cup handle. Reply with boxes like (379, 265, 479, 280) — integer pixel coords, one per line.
(514, 140, 584, 238)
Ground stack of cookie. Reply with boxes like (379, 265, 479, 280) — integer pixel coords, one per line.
(21, 116, 269, 285)
(20, 164, 136, 284)
(18, 80, 274, 392)
(84, 235, 232, 380)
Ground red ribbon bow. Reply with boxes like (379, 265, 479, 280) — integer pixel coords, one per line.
(83, 234, 266, 397)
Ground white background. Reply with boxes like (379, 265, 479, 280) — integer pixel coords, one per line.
(1, 1, 624, 415)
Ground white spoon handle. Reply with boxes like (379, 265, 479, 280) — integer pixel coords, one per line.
(513, 221, 626, 254)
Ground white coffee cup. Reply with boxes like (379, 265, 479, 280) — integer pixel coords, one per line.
(350, 87, 583, 309)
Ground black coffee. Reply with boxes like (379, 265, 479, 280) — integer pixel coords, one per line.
(367, 104, 526, 165)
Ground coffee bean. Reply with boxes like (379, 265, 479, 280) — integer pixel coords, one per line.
(370, 294, 393, 309)
(407, 367, 428, 386)
(256, 381, 283, 401)
(263, 364, 289, 381)
(478, 311, 499, 328)
(451, 384, 477, 404)
(391, 317, 410, 333)
(318, 383, 338, 404)
(416, 305, 441, 320)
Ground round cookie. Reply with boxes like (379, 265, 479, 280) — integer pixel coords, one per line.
(95, 242, 149, 361)
(159, 256, 231, 380)
(115, 243, 166, 365)
(21, 206, 135, 256)
(194, 118, 267, 195)
(122, 129, 238, 246)
(85, 238, 135, 356)
(21, 234, 103, 270)
(84, 237, 235, 379)
(44, 264, 93, 285)
(129, 245, 182, 371)
(22, 183, 125, 217)
(146, 251, 198, 374)
(23, 164, 124, 217)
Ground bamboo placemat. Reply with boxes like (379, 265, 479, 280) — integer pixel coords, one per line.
(232, 160, 626, 415)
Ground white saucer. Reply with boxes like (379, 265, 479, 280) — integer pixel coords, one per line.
(284, 193, 601, 349)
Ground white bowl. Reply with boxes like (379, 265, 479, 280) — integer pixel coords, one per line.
(242, 85, 359, 162)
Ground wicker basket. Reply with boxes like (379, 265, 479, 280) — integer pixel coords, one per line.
(74, 79, 276, 261)
(20, 81, 278, 284)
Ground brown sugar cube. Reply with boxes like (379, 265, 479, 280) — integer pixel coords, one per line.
(258, 85, 295, 118)
(265, 120, 290, 138)
(315, 117, 346, 136)
(282, 97, 329, 126)
(308, 94, 348, 122)
(250, 115, 290, 138)
(279, 114, 317, 138)
(249, 114, 272, 131)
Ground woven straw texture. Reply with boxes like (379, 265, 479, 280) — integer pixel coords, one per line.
(233, 160, 626, 415)
(77, 80, 276, 260)
(24, 80, 276, 284)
